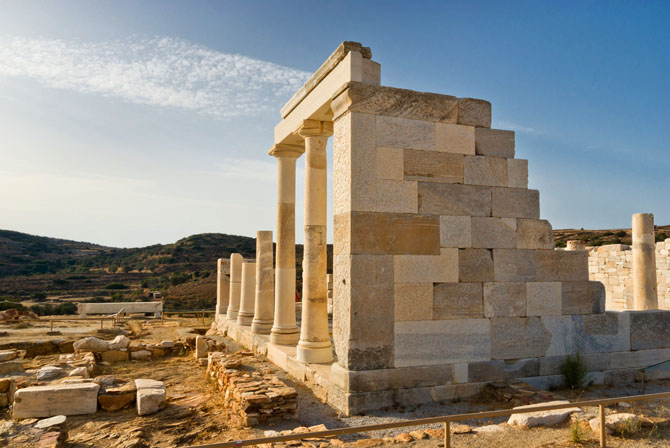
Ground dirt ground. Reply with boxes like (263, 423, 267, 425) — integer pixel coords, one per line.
(1, 318, 669, 447)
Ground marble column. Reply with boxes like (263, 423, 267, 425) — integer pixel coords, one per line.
(297, 119, 333, 364)
(252, 231, 275, 334)
(216, 258, 230, 316)
(237, 262, 257, 325)
(633, 213, 658, 310)
(226, 253, 243, 320)
(269, 144, 303, 345)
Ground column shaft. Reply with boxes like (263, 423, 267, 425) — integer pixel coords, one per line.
(216, 258, 230, 315)
(252, 231, 275, 334)
(297, 120, 333, 364)
(633, 213, 658, 310)
(237, 262, 256, 325)
(226, 253, 243, 320)
(270, 148, 301, 345)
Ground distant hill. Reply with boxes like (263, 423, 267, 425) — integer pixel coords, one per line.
(552, 225, 670, 248)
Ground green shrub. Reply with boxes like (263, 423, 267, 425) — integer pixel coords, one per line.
(104, 283, 129, 290)
(560, 353, 588, 389)
(615, 230, 627, 237)
(657, 232, 667, 242)
(570, 421, 585, 444)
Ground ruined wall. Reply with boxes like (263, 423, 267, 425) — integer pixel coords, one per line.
(588, 240, 670, 310)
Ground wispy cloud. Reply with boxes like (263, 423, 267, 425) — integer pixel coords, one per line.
(0, 36, 310, 118)
(493, 120, 540, 135)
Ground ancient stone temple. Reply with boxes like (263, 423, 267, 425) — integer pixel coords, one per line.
(216, 42, 670, 415)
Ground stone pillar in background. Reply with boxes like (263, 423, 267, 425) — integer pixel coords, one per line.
(226, 253, 243, 320)
(566, 240, 586, 251)
(216, 258, 230, 316)
(252, 231, 275, 334)
(269, 144, 303, 345)
(237, 262, 257, 325)
(633, 213, 658, 310)
(297, 120, 333, 364)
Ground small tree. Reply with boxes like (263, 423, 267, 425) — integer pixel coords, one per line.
(561, 353, 588, 389)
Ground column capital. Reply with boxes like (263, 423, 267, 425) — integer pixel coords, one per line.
(268, 143, 304, 159)
(297, 119, 333, 138)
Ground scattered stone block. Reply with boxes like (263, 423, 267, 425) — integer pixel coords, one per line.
(0, 350, 17, 362)
(34, 415, 67, 430)
(37, 366, 65, 381)
(195, 336, 208, 359)
(98, 383, 136, 411)
(13, 383, 100, 418)
(100, 350, 129, 363)
(107, 335, 131, 350)
(136, 381, 166, 416)
(0, 360, 24, 375)
(508, 400, 580, 427)
(68, 367, 89, 378)
(131, 350, 152, 360)
(589, 413, 640, 434)
(73, 337, 110, 353)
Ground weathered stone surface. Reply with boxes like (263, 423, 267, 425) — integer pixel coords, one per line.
(471, 216, 517, 249)
(458, 98, 491, 127)
(535, 250, 589, 282)
(418, 182, 491, 216)
(435, 123, 475, 154)
(464, 156, 508, 187)
(340, 211, 440, 255)
(0, 350, 17, 362)
(34, 415, 67, 429)
(508, 401, 580, 428)
(517, 219, 553, 250)
(135, 378, 165, 391)
(73, 337, 110, 353)
(137, 388, 165, 416)
(394, 248, 458, 283)
(468, 358, 540, 382)
(493, 249, 536, 281)
(507, 158, 528, 188)
(13, 383, 100, 418)
(0, 360, 24, 375)
(395, 319, 490, 367)
(98, 384, 136, 411)
(130, 350, 152, 360)
(561, 281, 605, 314)
(404, 149, 464, 183)
(491, 317, 551, 359)
(542, 313, 630, 356)
(433, 283, 484, 319)
(589, 413, 639, 434)
(376, 146, 404, 180)
(484, 282, 526, 317)
(609, 348, 670, 369)
(377, 115, 435, 150)
(394, 283, 433, 321)
(107, 335, 131, 350)
(475, 128, 514, 157)
(375, 179, 418, 213)
(0, 378, 10, 392)
(527, 282, 562, 316)
(195, 336, 208, 359)
(37, 366, 64, 381)
(440, 215, 471, 248)
(334, 363, 454, 392)
(459, 249, 494, 282)
(100, 350, 129, 363)
(492, 188, 539, 218)
(629, 311, 670, 350)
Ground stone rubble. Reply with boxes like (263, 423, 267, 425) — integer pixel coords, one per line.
(135, 378, 166, 416)
(207, 351, 298, 426)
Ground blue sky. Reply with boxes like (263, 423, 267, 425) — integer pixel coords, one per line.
(1, 1, 668, 247)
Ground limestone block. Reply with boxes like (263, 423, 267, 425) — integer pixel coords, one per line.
(490, 317, 551, 359)
(376, 147, 403, 180)
(131, 350, 152, 360)
(394, 248, 458, 283)
(491, 187, 540, 218)
(508, 401, 580, 428)
(517, 219, 554, 249)
(395, 319, 490, 367)
(376, 115, 435, 150)
(493, 249, 536, 281)
(440, 215, 471, 248)
(334, 363, 454, 392)
(468, 358, 540, 383)
(475, 128, 514, 157)
(453, 363, 468, 384)
(100, 350, 129, 363)
(404, 149, 464, 183)
(37, 366, 64, 381)
(589, 413, 639, 435)
(458, 98, 491, 128)
(471, 216, 517, 249)
(137, 388, 166, 416)
(435, 123, 475, 154)
(629, 311, 670, 350)
(561, 281, 605, 314)
(433, 282, 484, 319)
(535, 250, 589, 282)
(484, 282, 527, 317)
(108, 335, 131, 350)
(418, 182, 491, 216)
(13, 383, 100, 418)
(609, 348, 670, 369)
(542, 313, 630, 356)
(459, 249, 494, 282)
(339, 211, 440, 255)
(394, 283, 433, 322)
(195, 336, 208, 359)
(73, 337, 110, 353)
(526, 282, 562, 316)
(507, 159, 528, 188)
(464, 156, 508, 187)
(375, 179, 418, 213)
(431, 382, 485, 402)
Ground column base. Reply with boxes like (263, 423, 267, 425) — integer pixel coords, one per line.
(227, 309, 238, 320)
(237, 313, 253, 326)
(297, 342, 333, 364)
(271, 327, 299, 345)
(251, 320, 273, 335)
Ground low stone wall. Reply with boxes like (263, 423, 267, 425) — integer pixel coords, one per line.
(77, 301, 163, 316)
(206, 351, 298, 426)
(588, 240, 670, 310)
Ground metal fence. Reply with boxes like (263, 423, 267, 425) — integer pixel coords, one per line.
(185, 391, 670, 448)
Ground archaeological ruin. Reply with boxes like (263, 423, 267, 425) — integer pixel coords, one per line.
(214, 42, 670, 416)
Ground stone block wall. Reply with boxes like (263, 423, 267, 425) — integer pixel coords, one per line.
(588, 240, 670, 310)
